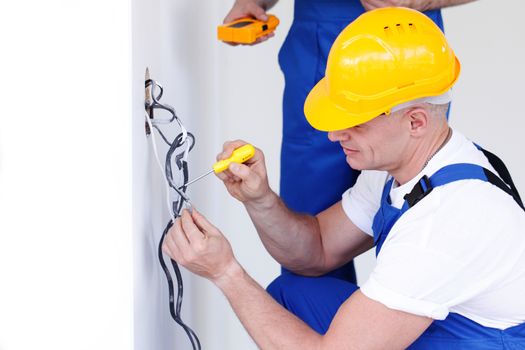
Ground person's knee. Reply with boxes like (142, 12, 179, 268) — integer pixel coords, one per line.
(267, 273, 358, 334)
(266, 273, 326, 306)
(266, 273, 297, 303)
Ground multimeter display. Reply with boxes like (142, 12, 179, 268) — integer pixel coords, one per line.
(228, 21, 253, 28)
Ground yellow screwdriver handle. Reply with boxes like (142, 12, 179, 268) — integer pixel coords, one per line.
(213, 144, 255, 173)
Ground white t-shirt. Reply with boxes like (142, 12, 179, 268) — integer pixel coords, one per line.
(342, 129, 525, 329)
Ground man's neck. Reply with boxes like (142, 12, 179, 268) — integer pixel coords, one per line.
(391, 126, 452, 186)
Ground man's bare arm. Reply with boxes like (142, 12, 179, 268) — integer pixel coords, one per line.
(216, 256, 431, 350)
(428, 0, 477, 9)
(360, 0, 477, 12)
(217, 140, 373, 275)
(163, 211, 432, 350)
(246, 195, 373, 275)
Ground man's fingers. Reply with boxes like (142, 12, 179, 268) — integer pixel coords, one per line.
(252, 32, 275, 45)
(228, 162, 259, 188)
(223, 3, 267, 26)
(223, 41, 240, 47)
(216, 168, 238, 182)
(163, 229, 182, 260)
(163, 218, 188, 259)
(216, 171, 229, 181)
(191, 209, 218, 236)
(180, 209, 207, 243)
(217, 140, 248, 161)
(171, 217, 190, 249)
(223, 7, 246, 23)
(248, 3, 268, 21)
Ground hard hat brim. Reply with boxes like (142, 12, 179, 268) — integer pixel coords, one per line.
(304, 78, 376, 132)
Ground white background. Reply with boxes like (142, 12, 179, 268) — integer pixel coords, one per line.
(0, 1, 133, 350)
(0, 1, 524, 349)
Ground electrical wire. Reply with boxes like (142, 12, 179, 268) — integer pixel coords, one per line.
(153, 124, 173, 146)
(145, 78, 201, 350)
(145, 110, 176, 224)
(158, 221, 201, 350)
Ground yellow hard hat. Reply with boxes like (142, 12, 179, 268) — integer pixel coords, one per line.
(304, 7, 461, 132)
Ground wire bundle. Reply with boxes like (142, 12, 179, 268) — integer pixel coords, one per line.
(145, 78, 201, 350)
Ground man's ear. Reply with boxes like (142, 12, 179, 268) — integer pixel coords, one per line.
(405, 106, 429, 136)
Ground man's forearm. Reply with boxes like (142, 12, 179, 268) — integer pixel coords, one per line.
(427, 0, 477, 10)
(244, 191, 325, 272)
(215, 262, 322, 350)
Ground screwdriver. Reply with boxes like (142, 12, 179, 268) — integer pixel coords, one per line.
(179, 144, 255, 189)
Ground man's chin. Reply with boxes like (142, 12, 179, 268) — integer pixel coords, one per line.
(345, 156, 365, 171)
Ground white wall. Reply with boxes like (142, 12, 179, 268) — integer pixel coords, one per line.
(131, 0, 223, 348)
(444, 0, 525, 190)
(0, 1, 133, 349)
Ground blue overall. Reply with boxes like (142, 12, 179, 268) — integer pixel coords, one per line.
(278, 0, 444, 281)
(268, 158, 525, 347)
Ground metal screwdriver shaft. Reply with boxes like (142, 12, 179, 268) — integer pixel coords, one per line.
(181, 169, 214, 189)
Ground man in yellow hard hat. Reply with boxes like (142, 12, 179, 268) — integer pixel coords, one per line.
(163, 8, 525, 349)
(223, 0, 477, 288)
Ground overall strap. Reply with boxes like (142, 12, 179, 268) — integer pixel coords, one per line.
(404, 161, 525, 211)
(373, 177, 399, 254)
(476, 145, 524, 209)
(374, 147, 523, 256)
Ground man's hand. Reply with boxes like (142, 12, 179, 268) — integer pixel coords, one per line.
(216, 140, 273, 205)
(360, 0, 476, 12)
(223, 0, 275, 46)
(162, 209, 238, 282)
(360, 0, 433, 11)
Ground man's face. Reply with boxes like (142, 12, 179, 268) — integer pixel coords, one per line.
(327, 112, 408, 172)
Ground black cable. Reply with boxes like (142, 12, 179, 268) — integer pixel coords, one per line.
(158, 221, 201, 350)
(156, 131, 201, 350)
(146, 78, 201, 349)
(152, 124, 173, 146)
(165, 133, 195, 189)
(146, 78, 164, 102)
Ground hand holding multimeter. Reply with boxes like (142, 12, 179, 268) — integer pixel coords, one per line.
(219, 10, 279, 45)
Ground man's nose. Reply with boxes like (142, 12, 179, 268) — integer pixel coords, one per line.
(328, 129, 347, 142)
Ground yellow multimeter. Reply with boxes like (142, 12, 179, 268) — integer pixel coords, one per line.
(218, 15, 280, 44)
